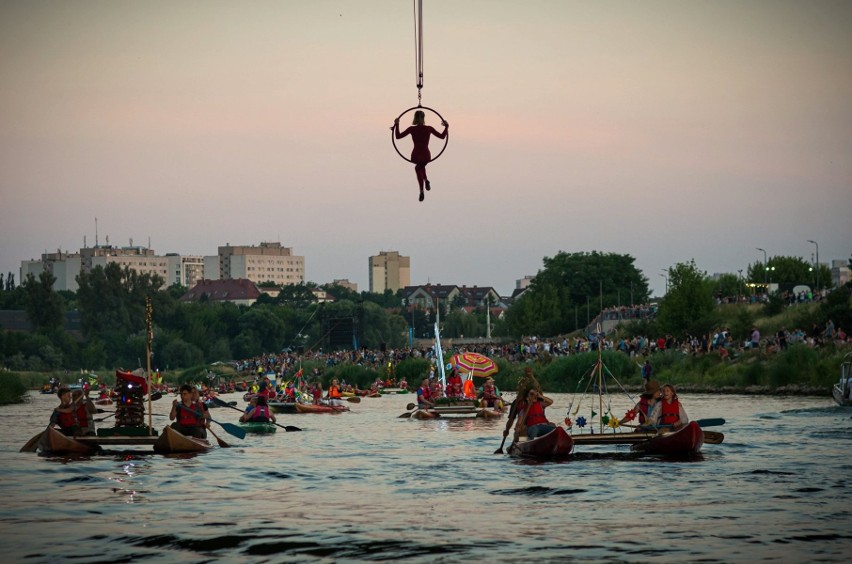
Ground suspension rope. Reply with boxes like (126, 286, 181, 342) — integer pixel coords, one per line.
(413, 0, 424, 105)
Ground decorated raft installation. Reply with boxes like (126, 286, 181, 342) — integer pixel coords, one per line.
(25, 369, 213, 455)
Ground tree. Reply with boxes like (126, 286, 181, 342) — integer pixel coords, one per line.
(21, 271, 65, 332)
(505, 251, 650, 337)
(657, 260, 716, 336)
(748, 255, 832, 290)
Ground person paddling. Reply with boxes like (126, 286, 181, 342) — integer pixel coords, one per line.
(416, 378, 434, 409)
(621, 379, 661, 427)
(648, 383, 689, 430)
(170, 384, 210, 439)
(51, 387, 79, 437)
(325, 378, 343, 407)
(240, 396, 276, 424)
(71, 389, 96, 436)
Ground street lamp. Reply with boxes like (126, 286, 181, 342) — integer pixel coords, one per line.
(807, 239, 819, 291)
(659, 273, 668, 295)
(756, 247, 767, 287)
(737, 269, 743, 303)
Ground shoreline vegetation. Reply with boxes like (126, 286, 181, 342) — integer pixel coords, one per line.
(3, 342, 845, 406)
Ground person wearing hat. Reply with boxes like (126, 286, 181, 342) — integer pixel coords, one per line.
(621, 380, 661, 426)
(648, 383, 689, 430)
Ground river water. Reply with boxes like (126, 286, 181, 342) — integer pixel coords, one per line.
(1, 391, 850, 562)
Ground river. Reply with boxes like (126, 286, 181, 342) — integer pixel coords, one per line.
(1, 391, 850, 562)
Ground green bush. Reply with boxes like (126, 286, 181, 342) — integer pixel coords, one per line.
(0, 373, 28, 405)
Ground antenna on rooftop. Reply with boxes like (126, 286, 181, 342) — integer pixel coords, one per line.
(95, 217, 98, 247)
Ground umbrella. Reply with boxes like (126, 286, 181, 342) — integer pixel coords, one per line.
(450, 352, 498, 378)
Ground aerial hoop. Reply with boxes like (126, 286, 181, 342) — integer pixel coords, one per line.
(390, 105, 449, 164)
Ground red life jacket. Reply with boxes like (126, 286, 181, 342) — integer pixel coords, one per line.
(418, 386, 432, 404)
(176, 402, 205, 426)
(76, 403, 90, 428)
(525, 400, 548, 427)
(483, 384, 497, 400)
(251, 405, 270, 421)
(638, 397, 651, 424)
(56, 407, 77, 428)
(660, 399, 681, 425)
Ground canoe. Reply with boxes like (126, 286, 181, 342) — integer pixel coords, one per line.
(239, 421, 277, 434)
(832, 353, 852, 406)
(38, 427, 98, 455)
(508, 426, 574, 460)
(294, 403, 349, 414)
(268, 401, 298, 414)
(153, 426, 212, 454)
(412, 409, 440, 419)
(631, 420, 704, 455)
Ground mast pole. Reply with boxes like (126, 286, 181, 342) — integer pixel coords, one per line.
(146, 296, 153, 435)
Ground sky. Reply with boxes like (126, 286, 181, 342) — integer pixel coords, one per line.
(1, 0, 850, 298)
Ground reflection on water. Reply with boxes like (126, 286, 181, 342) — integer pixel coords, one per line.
(1, 392, 851, 561)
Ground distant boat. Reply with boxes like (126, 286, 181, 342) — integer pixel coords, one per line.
(833, 352, 852, 406)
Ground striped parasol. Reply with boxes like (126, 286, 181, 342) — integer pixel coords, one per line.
(450, 352, 498, 378)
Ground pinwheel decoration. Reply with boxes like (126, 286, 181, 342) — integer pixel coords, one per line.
(576, 416, 587, 428)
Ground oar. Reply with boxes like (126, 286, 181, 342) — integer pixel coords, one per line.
(94, 413, 116, 423)
(207, 427, 230, 448)
(176, 403, 246, 440)
(208, 397, 301, 432)
(695, 418, 725, 427)
(399, 403, 419, 418)
(495, 400, 520, 454)
(20, 426, 50, 453)
(703, 430, 724, 444)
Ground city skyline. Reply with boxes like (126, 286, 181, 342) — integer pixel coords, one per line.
(1, 1, 850, 297)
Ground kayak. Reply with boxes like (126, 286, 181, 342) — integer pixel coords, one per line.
(507, 426, 574, 460)
(153, 426, 212, 454)
(294, 403, 349, 414)
(239, 421, 277, 434)
(412, 409, 440, 419)
(268, 401, 298, 414)
(630, 420, 704, 455)
(205, 399, 237, 409)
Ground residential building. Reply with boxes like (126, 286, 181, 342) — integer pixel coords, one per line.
(180, 278, 262, 307)
(331, 278, 358, 292)
(165, 254, 205, 288)
(831, 259, 850, 288)
(369, 251, 410, 293)
(218, 242, 304, 286)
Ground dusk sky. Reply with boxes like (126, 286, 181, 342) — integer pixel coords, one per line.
(1, 0, 850, 297)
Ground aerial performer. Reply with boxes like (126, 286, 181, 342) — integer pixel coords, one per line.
(391, 0, 449, 202)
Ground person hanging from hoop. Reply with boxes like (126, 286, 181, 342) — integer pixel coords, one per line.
(393, 110, 448, 202)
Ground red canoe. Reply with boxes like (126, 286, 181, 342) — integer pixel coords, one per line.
(294, 403, 349, 414)
(507, 426, 574, 460)
(631, 421, 704, 455)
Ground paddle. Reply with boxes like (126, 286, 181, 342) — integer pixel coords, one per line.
(175, 403, 246, 440)
(346, 396, 361, 403)
(494, 400, 519, 454)
(207, 427, 230, 448)
(695, 418, 725, 427)
(20, 426, 50, 453)
(399, 402, 420, 418)
(703, 430, 724, 444)
(208, 397, 302, 432)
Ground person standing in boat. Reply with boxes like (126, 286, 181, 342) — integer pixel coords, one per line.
(240, 396, 276, 424)
(50, 387, 79, 437)
(648, 383, 689, 430)
(416, 378, 434, 409)
(170, 384, 210, 439)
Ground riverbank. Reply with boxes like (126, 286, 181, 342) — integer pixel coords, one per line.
(0, 372, 27, 405)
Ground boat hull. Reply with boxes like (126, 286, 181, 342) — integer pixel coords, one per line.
(38, 427, 98, 455)
(631, 421, 704, 455)
(269, 401, 298, 414)
(294, 403, 349, 414)
(153, 426, 211, 453)
(508, 426, 574, 460)
(833, 384, 852, 406)
(239, 422, 277, 434)
(476, 408, 504, 419)
(412, 409, 440, 419)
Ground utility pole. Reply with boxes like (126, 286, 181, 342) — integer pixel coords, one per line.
(807, 240, 819, 291)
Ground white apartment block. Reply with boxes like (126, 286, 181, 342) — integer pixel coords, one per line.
(218, 242, 305, 286)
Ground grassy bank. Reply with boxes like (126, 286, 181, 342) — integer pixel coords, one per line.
(0, 373, 29, 405)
